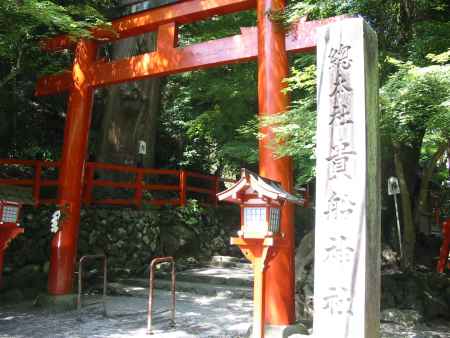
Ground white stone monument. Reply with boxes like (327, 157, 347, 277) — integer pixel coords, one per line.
(313, 18, 380, 338)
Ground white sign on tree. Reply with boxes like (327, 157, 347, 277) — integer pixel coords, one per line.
(313, 18, 380, 338)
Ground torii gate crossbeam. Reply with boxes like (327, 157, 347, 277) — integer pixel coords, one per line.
(36, 0, 346, 330)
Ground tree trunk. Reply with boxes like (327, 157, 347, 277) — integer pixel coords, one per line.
(414, 142, 448, 232)
(393, 142, 416, 270)
(97, 2, 162, 169)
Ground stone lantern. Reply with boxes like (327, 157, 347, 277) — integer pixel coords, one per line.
(217, 168, 299, 239)
(217, 169, 300, 338)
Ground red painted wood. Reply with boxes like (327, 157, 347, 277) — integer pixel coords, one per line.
(42, 0, 256, 51)
(0, 226, 24, 287)
(157, 22, 178, 51)
(0, 179, 34, 186)
(213, 176, 219, 206)
(257, 0, 295, 325)
(134, 172, 145, 207)
(35, 71, 73, 96)
(35, 17, 348, 96)
(0, 227, 24, 252)
(48, 39, 97, 295)
(179, 170, 187, 207)
(33, 161, 42, 207)
(40, 180, 59, 187)
(437, 219, 450, 273)
(0, 250, 3, 288)
(82, 164, 95, 205)
(0, 159, 220, 208)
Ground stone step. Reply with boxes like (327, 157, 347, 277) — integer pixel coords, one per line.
(111, 278, 253, 300)
(208, 255, 252, 269)
(109, 256, 254, 300)
(156, 266, 253, 288)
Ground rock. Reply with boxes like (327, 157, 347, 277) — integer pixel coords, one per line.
(381, 245, 400, 269)
(381, 309, 423, 328)
(445, 286, 450, 305)
(42, 261, 50, 273)
(294, 230, 314, 282)
(5, 203, 237, 282)
(0, 288, 24, 303)
(8, 264, 45, 289)
(422, 291, 449, 320)
(22, 287, 40, 300)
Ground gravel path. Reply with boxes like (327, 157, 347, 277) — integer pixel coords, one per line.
(0, 291, 252, 338)
(1, 291, 449, 338)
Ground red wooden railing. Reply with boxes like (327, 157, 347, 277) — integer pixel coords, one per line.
(0, 160, 221, 208)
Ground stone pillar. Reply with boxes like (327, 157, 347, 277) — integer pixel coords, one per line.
(257, 0, 295, 326)
(313, 18, 380, 338)
(48, 39, 96, 295)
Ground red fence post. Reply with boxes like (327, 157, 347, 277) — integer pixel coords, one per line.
(0, 250, 4, 288)
(213, 176, 219, 207)
(33, 161, 42, 207)
(135, 170, 144, 208)
(179, 170, 187, 207)
(83, 163, 95, 206)
(437, 219, 450, 273)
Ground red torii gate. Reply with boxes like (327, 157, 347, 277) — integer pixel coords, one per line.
(36, 0, 344, 327)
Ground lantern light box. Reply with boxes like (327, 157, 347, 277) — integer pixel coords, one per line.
(217, 169, 301, 239)
(0, 201, 21, 225)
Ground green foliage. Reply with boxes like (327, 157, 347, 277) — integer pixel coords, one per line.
(427, 49, 450, 65)
(262, 57, 317, 185)
(0, 0, 111, 62)
(380, 61, 450, 147)
(159, 61, 258, 174)
(407, 21, 450, 66)
(0, 0, 115, 159)
(285, 0, 363, 23)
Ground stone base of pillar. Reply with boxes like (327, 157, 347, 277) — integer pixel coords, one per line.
(266, 324, 311, 338)
(247, 323, 311, 338)
(35, 293, 77, 312)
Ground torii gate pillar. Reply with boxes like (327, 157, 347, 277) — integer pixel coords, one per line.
(257, 0, 295, 325)
(48, 40, 96, 295)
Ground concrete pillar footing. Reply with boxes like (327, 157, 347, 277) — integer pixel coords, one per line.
(247, 322, 312, 338)
(34, 293, 77, 312)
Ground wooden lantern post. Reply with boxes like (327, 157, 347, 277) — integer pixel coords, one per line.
(217, 169, 301, 337)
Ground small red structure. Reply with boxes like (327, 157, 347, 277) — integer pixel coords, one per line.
(217, 169, 301, 338)
(0, 160, 220, 208)
(0, 200, 24, 287)
(437, 219, 450, 273)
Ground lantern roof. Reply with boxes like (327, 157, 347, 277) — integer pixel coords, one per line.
(217, 168, 302, 205)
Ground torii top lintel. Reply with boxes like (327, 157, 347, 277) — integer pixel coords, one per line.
(36, 0, 348, 96)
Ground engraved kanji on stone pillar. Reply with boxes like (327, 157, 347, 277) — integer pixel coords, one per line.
(313, 18, 380, 338)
